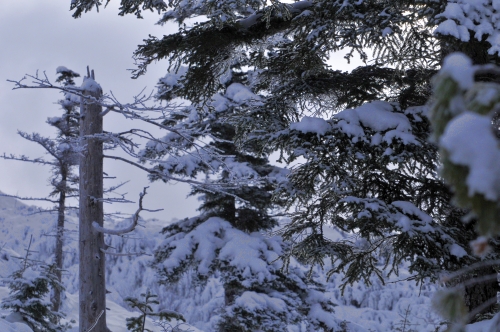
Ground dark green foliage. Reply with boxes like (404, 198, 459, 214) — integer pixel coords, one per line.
(48, 68, 81, 198)
(129, 0, 486, 292)
(142, 68, 282, 232)
(70, 0, 500, 321)
(2, 263, 68, 332)
(190, 124, 279, 233)
(217, 267, 336, 332)
(125, 290, 185, 332)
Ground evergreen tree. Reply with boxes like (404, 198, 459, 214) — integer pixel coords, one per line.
(115, 0, 486, 314)
(125, 290, 185, 332)
(148, 71, 338, 330)
(2, 264, 68, 332)
(1, 67, 80, 314)
(48, 67, 80, 314)
(126, 0, 500, 317)
(69, 0, 500, 321)
(142, 73, 280, 233)
(2, 237, 68, 332)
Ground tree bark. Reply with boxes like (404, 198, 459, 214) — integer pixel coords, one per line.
(79, 69, 107, 332)
(51, 166, 67, 315)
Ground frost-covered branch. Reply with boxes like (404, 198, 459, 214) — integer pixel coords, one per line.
(0, 193, 60, 204)
(93, 187, 162, 236)
(9, 69, 258, 219)
(101, 180, 134, 205)
(103, 154, 214, 187)
(17, 131, 69, 163)
(8, 72, 170, 115)
(1, 153, 55, 166)
(9, 73, 230, 175)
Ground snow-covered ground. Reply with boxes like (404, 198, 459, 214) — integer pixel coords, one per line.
(0, 194, 495, 331)
(0, 194, 199, 332)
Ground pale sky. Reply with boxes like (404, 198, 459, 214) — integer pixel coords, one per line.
(0, 1, 361, 222)
(0, 0, 199, 221)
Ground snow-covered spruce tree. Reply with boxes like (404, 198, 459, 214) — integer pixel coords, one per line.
(123, 0, 481, 308)
(2, 264, 68, 332)
(70, 0, 500, 319)
(146, 72, 338, 331)
(2, 238, 68, 332)
(1, 67, 81, 314)
(153, 218, 338, 331)
(143, 69, 281, 233)
(47, 67, 80, 315)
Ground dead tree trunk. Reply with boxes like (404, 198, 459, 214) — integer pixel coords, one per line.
(79, 67, 107, 332)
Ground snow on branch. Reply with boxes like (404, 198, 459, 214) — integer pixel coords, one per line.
(1, 153, 55, 167)
(132, 1, 314, 78)
(0, 193, 60, 204)
(237, 1, 313, 29)
(8, 71, 173, 116)
(8, 70, 257, 206)
(102, 154, 206, 186)
(8, 72, 226, 170)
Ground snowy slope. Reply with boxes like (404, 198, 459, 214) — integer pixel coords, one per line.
(0, 194, 199, 332)
(0, 194, 495, 332)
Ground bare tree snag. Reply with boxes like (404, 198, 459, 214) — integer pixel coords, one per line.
(79, 67, 107, 332)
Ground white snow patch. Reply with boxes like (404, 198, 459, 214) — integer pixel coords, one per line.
(235, 291, 287, 312)
(381, 27, 393, 37)
(58, 143, 71, 152)
(80, 77, 102, 94)
(335, 101, 418, 145)
(290, 116, 331, 136)
(159, 66, 188, 87)
(56, 66, 71, 74)
(225, 83, 260, 104)
(0, 317, 33, 332)
(440, 53, 474, 90)
(437, 3, 465, 22)
(432, 0, 500, 55)
(449, 243, 468, 258)
(440, 111, 500, 200)
(396, 216, 413, 232)
(210, 94, 229, 112)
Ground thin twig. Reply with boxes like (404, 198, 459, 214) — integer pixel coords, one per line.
(85, 310, 105, 332)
